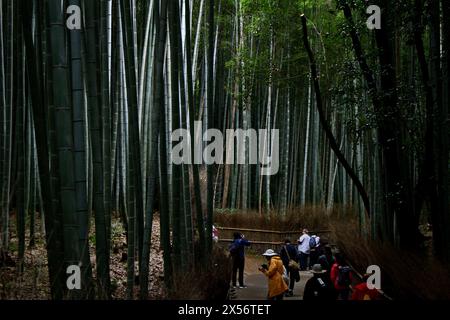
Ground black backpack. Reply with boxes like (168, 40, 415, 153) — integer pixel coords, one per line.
(229, 240, 239, 256)
(313, 277, 331, 299)
(337, 266, 352, 287)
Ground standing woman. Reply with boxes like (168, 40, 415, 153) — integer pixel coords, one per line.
(259, 249, 289, 300)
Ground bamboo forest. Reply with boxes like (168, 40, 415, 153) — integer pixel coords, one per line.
(0, 0, 449, 302)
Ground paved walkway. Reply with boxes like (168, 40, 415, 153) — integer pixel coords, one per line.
(231, 255, 313, 300)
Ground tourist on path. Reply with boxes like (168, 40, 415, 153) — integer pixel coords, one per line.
(303, 264, 336, 301)
(297, 229, 311, 271)
(259, 249, 289, 300)
(280, 239, 300, 297)
(330, 253, 353, 300)
(317, 245, 335, 279)
(229, 232, 251, 288)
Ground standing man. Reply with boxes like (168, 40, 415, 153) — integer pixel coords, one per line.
(229, 232, 251, 288)
(280, 239, 300, 297)
(297, 229, 311, 271)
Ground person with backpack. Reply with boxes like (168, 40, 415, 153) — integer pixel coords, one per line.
(229, 232, 251, 288)
(303, 264, 336, 301)
(280, 239, 300, 297)
(330, 253, 353, 300)
(297, 229, 311, 271)
(259, 249, 289, 300)
(308, 234, 320, 268)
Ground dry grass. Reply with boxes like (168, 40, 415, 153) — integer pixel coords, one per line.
(168, 246, 232, 300)
(330, 219, 450, 300)
(214, 205, 350, 232)
(214, 205, 352, 248)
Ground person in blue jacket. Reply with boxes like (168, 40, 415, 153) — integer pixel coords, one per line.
(229, 232, 251, 288)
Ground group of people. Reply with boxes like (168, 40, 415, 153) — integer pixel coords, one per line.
(229, 229, 381, 301)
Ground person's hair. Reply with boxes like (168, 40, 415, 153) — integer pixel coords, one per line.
(233, 232, 242, 240)
(303, 228, 309, 234)
(317, 246, 324, 256)
(335, 252, 345, 265)
(284, 239, 291, 244)
(324, 246, 333, 256)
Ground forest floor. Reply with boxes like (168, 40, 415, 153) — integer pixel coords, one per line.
(0, 212, 164, 299)
(232, 254, 311, 300)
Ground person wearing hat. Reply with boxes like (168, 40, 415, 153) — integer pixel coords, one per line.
(303, 264, 336, 301)
(259, 249, 289, 300)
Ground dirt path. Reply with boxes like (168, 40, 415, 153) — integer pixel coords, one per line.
(231, 255, 312, 300)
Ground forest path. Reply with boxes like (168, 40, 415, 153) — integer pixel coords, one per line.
(232, 255, 312, 300)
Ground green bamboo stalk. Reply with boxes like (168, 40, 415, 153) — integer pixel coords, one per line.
(84, 0, 110, 299)
(22, 0, 66, 299)
(140, 0, 163, 300)
(150, 0, 172, 295)
(15, 6, 25, 271)
(175, 0, 190, 267)
(48, 0, 81, 298)
(168, 0, 183, 270)
(159, 56, 174, 291)
(29, 112, 36, 248)
(69, 0, 93, 298)
(205, 0, 215, 255)
(110, 0, 120, 213)
(0, 0, 5, 256)
(184, 0, 203, 260)
(1, 0, 14, 252)
(120, 0, 144, 274)
(100, 0, 112, 258)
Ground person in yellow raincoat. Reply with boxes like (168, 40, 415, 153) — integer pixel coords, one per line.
(259, 249, 289, 300)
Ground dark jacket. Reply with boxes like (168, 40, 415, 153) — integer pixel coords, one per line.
(230, 238, 251, 259)
(280, 244, 298, 269)
(303, 274, 336, 301)
(318, 254, 335, 273)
